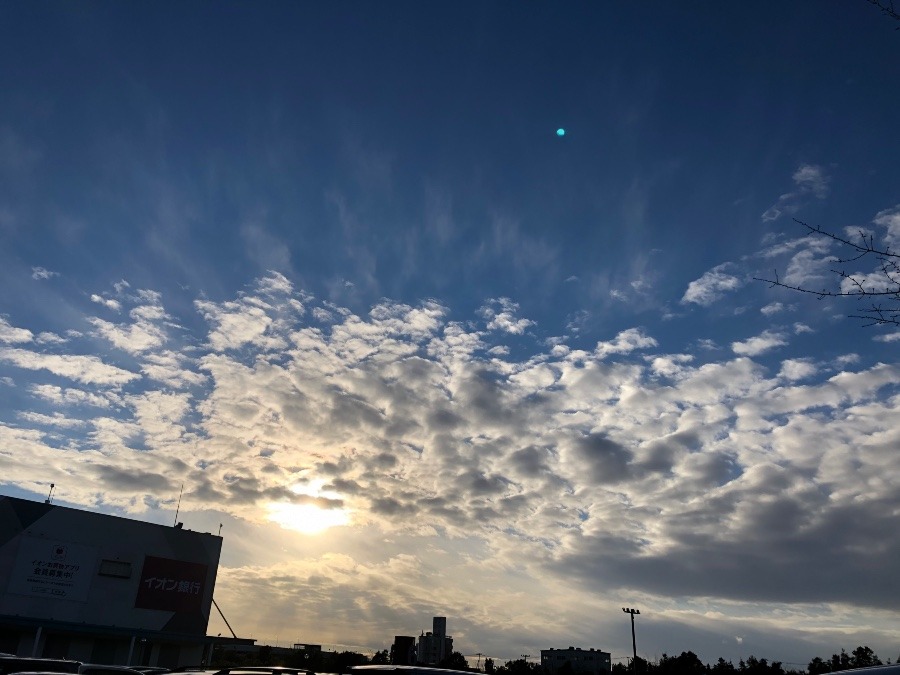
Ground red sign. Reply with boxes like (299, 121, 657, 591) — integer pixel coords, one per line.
(135, 555, 208, 612)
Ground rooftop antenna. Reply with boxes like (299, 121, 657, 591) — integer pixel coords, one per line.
(218, 523, 223, 536)
(173, 483, 184, 527)
(45, 483, 55, 504)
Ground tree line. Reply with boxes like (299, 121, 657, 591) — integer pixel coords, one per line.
(211, 644, 895, 675)
(484, 646, 893, 675)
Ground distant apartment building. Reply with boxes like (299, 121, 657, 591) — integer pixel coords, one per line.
(390, 635, 416, 665)
(416, 616, 452, 665)
(541, 647, 612, 675)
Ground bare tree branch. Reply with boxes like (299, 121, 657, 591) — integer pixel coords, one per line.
(865, 0, 900, 27)
(754, 218, 900, 327)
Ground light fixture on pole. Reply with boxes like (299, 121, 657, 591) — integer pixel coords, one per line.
(622, 608, 640, 672)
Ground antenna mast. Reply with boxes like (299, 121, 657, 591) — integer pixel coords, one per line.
(173, 483, 184, 526)
(45, 483, 55, 504)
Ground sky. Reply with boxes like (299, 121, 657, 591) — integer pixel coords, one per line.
(1, 1, 900, 669)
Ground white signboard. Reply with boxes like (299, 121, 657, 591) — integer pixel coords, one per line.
(7, 536, 97, 602)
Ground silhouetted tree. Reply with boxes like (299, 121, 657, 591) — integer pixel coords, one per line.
(733, 655, 784, 675)
(371, 649, 391, 665)
(808, 656, 830, 675)
(438, 652, 471, 670)
(657, 651, 706, 675)
(485, 658, 495, 674)
(632, 656, 650, 673)
(850, 646, 882, 668)
(712, 657, 737, 674)
(829, 649, 852, 672)
(494, 658, 545, 675)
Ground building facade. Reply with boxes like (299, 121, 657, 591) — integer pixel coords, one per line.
(0, 495, 223, 668)
(390, 635, 417, 665)
(415, 616, 452, 665)
(541, 647, 612, 675)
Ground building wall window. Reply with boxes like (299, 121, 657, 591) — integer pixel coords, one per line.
(98, 559, 132, 578)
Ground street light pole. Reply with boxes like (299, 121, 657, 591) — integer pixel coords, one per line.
(622, 608, 640, 672)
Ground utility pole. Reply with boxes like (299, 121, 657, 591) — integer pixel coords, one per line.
(622, 608, 640, 672)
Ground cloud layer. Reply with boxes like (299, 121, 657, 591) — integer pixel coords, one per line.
(2, 270, 899, 663)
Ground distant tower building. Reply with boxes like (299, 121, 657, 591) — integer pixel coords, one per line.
(541, 647, 611, 675)
(391, 636, 417, 665)
(433, 616, 447, 637)
(416, 616, 453, 665)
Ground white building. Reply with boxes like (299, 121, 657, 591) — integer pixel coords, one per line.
(541, 647, 612, 675)
(0, 495, 224, 668)
(416, 616, 452, 665)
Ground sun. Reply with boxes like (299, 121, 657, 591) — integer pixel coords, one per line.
(266, 478, 350, 535)
(267, 502, 350, 535)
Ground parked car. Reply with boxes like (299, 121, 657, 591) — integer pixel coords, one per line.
(0, 657, 146, 675)
(79, 666, 144, 675)
(0, 657, 80, 674)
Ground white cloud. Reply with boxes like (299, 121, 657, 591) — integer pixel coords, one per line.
(648, 353, 694, 378)
(140, 351, 207, 389)
(90, 315, 166, 354)
(760, 302, 785, 316)
(778, 358, 818, 381)
(761, 164, 830, 222)
(874, 204, 900, 250)
(0, 317, 33, 344)
(31, 267, 58, 280)
(873, 332, 900, 343)
(792, 164, 830, 199)
(595, 327, 657, 359)
(312, 307, 334, 323)
(682, 264, 742, 306)
(195, 273, 307, 352)
(91, 294, 122, 311)
(0, 347, 139, 385)
(17, 411, 86, 428)
(731, 329, 787, 356)
(30, 383, 114, 408)
(479, 298, 535, 335)
(5, 273, 900, 665)
(35, 332, 68, 345)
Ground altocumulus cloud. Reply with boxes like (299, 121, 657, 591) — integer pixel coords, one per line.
(1, 271, 899, 660)
(682, 263, 743, 306)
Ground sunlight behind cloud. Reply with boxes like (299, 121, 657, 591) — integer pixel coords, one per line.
(267, 502, 350, 535)
(267, 478, 351, 534)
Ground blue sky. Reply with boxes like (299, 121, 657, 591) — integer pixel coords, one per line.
(2, 1, 900, 668)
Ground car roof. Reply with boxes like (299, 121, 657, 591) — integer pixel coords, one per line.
(0, 658, 81, 674)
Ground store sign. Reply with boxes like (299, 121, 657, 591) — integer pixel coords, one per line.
(7, 537, 97, 602)
(134, 555, 208, 612)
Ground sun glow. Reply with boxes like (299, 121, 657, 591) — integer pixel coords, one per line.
(266, 478, 350, 535)
(267, 502, 350, 534)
